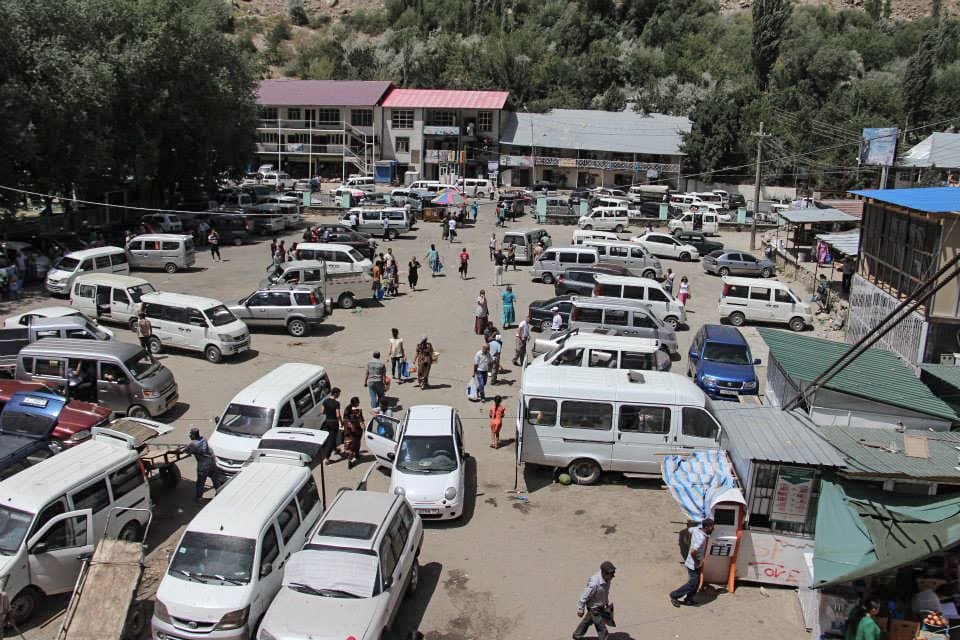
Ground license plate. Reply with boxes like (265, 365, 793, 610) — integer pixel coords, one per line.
(236, 343, 249, 352)
(719, 389, 739, 396)
(417, 508, 442, 515)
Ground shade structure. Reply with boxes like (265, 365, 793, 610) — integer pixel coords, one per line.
(432, 189, 464, 206)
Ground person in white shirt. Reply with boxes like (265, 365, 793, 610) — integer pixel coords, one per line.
(513, 318, 530, 366)
(670, 518, 714, 607)
(573, 561, 616, 640)
(472, 344, 492, 401)
(551, 306, 563, 333)
(349, 211, 358, 230)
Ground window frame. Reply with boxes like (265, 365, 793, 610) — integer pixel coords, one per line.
(391, 110, 414, 130)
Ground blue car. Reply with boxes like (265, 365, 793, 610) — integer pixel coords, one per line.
(687, 324, 760, 399)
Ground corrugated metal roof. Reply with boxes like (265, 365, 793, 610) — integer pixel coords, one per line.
(922, 364, 960, 389)
(819, 425, 960, 480)
(777, 208, 860, 224)
(849, 187, 960, 213)
(814, 231, 860, 256)
(900, 132, 960, 169)
(715, 407, 847, 467)
(256, 80, 394, 107)
(817, 199, 864, 218)
(380, 89, 509, 109)
(758, 328, 958, 422)
(500, 109, 691, 157)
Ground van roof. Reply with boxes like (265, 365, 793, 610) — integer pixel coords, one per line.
(20, 338, 143, 359)
(279, 260, 325, 270)
(74, 273, 153, 288)
(546, 245, 597, 253)
(0, 436, 136, 513)
(186, 459, 309, 538)
(721, 276, 786, 288)
(403, 405, 455, 437)
(141, 291, 226, 308)
(582, 239, 642, 248)
(558, 333, 660, 351)
(504, 228, 548, 236)
(594, 274, 663, 287)
(229, 363, 327, 406)
(130, 234, 190, 241)
(296, 243, 355, 253)
(309, 491, 398, 551)
(521, 367, 706, 407)
(572, 296, 654, 310)
(64, 246, 125, 259)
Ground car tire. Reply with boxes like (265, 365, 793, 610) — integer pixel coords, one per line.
(339, 293, 355, 309)
(728, 311, 746, 327)
(287, 319, 308, 337)
(540, 319, 552, 332)
(642, 269, 657, 279)
(568, 459, 601, 485)
(541, 272, 555, 285)
(582, 224, 593, 231)
(719, 267, 730, 277)
(118, 521, 144, 543)
(127, 404, 150, 419)
(664, 316, 679, 330)
(164, 262, 178, 274)
(146, 336, 162, 355)
(205, 345, 223, 363)
(761, 267, 773, 278)
(387, 229, 398, 241)
(789, 316, 806, 332)
(614, 224, 624, 233)
(407, 560, 420, 596)
(129, 318, 139, 332)
(672, 228, 681, 236)
(9, 587, 41, 626)
(679, 252, 691, 262)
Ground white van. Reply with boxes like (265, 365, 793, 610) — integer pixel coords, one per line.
(152, 451, 324, 640)
(343, 175, 376, 192)
(582, 240, 663, 280)
(502, 228, 553, 264)
(141, 213, 184, 234)
(261, 171, 294, 190)
(140, 292, 250, 363)
(578, 208, 630, 232)
(593, 274, 687, 329)
(295, 242, 374, 275)
(517, 367, 721, 484)
(667, 211, 719, 235)
(456, 178, 495, 199)
(126, 234, 196, 273)
(627, 185, 670, 203)
(70, 274, 157, 329)
(0, 422, 170, 624)
(718, 276, 812, 332)
(571, 229, 619, 245)
(594, 197, 630, 210)
(567, 297, 680, 355)
(528, 333, 671, 372)
(209, 363, 332, 474)
(530, 246, 598, 284)
(45, 247, 129, 295)
(407, 180, 444, 193)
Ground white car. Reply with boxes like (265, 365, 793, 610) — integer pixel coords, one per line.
(577, 208, 630, 232)
(257, 490, 423, 640)
(631, 232, 700, 262)
(366, 405, 467, 521)
(3, 306, 114, 337)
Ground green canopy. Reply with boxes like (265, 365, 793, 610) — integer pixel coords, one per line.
(813, 479, 960, 588)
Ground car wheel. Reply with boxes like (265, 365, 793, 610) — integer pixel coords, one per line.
(568, 459, 601, 485)
(387, 229, 398, 240)
(9, 587, 41, 626)
(582, 224, 593, 231)
(406, 560, 420, 596)
(127, 404, 150, 419)
(761, 267, 773, 278)
(719, 267, 730, 277)
(287, 319, 308, 337)
(541, 272, 555, 285)
(129, 318, 139, 332)
(664, 316, 679, 330)
(614, 224, 624, 233)
(728, 311, 746, 327)
(146, 336, 162, 355)
(789, 316, 806, 332)
(339, 293, 355, 309)
(672, 228, 681, 236)
(540, 319, 552, 332)
(233, 238, 242, 246)
(164, 262, 178, 274)
(205, 345, 223, 363)
(118, 521, 143, 543)
(679, 252, 691, 262)
(642, 269, 656, 279)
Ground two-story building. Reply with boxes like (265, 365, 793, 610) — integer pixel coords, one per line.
(254, 79, 394, 179)
(379, 89, 510, 183)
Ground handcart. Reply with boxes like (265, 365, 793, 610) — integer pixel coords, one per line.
(139, 446, 191, 489)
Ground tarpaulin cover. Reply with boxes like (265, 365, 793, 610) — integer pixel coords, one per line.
(661, 449, 744, 521)
(813, 479, 960, 588)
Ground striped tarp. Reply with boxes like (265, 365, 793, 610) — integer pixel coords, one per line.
(661, 449, 743, 521)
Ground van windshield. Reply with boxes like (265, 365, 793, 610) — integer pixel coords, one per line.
(125, 352, 159, 380)
(127, 284, 156, 303)
(56, 257, 81, 271)
(396, 435, 458, 474)
(169, 531, 254, 585)
(0, 505, 32, 555)
(218, 403, 275, 437)
(204, 305, 237, 327)
(702, 343, 751, 365)
(347, 249, 364, 262)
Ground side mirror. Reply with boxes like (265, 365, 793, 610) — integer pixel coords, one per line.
(383, 575, 394, 590)
(387, 451, 395, 461)
(212, 416, 220, 424)
(260, 562, 273, 578)
(31, 541, 47, 554)
(689, 350, 699, 359)
(753, 358, 761, 365)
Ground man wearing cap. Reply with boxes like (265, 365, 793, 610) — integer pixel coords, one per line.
(551, 306, 563, 333)
(183, 427, 223, 503)
(574, 561, 616, 640)
(670, 518, 715, 607)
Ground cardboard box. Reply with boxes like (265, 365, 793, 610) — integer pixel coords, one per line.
(874, 616, 889, 632)
(888, 619, 920, 640)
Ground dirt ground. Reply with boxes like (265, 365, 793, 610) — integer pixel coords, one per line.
(5, 203, 812, 640)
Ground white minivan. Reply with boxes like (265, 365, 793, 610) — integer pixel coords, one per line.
(209, 363, 332, 474)
(718, 276, 812, 332)
(70, 274, 157, 329)
(140, 292, 251, 363)
(517, 367, 721, 484)
(295, 243, 374, 275)
(0, 421, 170, 624)
(455, 178, 495, 199)
(593, 273, 687, 329)
(667, 211, 719, 235)
(152, 450, 324, 640)
(126, 234, 196, 273)
(530, 246, 598, 284)
(45, 247, 129, 295)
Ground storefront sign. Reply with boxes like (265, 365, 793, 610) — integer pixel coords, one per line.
(738, 532, 814, 587)
(424, 125, 460, 136)
(771, 467, 814, 524)
(558, 158, 578, 168)
(488, 161, 499, 177)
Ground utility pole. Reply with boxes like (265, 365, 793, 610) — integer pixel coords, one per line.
(750, 120, 768, 251)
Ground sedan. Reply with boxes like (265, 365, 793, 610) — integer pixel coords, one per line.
(631, 232, 700, 262)
(673, 231, 724, 255)
(313, 225, 376, 258)
(554, 264, 632, 296)
(702, 250, 775, 278)
(528, 295, 576, 332)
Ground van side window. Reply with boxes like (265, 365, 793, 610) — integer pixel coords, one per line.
(80, 260, 94, 271)
(623, 286, 645, 300)
(630, 247, 646, 258)
(604, 309, 629, 326)
(575, 307, 602, 323)
(595, 284, 616, 297)
(749, 287, 771, 301)
(278, 402, 295, 427)
(128, 241, 144, 251)
(95, 256, 112, 269)
(162, 241, 179, 251)
(621, 351, 655, 369)
(260, 525, 280, 575)
(293, 388, 314, 416)
(162, 306, 188, 324)
(113, 288, 130, 304)
(36, 515, 87, 552)
(187, 309, 207, 327)
(388, 516, 406, 559)
(648, 288, 669, 302)
(525, 398, 557, 425)
(554, 348, 583, 366)
(578, 253, 596, 264)
(620, 405, 670, 434)
(681, 407, 720, 440)
(109, 462, 145, 500)
(20, 357, 34, 374)
(378, 534, 398, 584)
(76, 284, 95, 299)
(296, 476, 320, 518)
(609, 246, 628, 258)
(588, 349, 617, 368)
(541, 251, 555, 262)
(277, 499, 300, 544)
(310, 379, 328, 403)
(560, 401, 613, 430)
(774, 289, 796, 303)
(35, 358, 64, 377)
(30, 500, 66, 539)
(399, 502, 415, 531)
(71, 479, 110, 512)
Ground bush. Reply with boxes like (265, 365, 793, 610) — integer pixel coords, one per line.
(266, 19, 292, 48)
(288, 0, 309, 27)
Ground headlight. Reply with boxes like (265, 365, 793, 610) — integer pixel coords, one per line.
(743, 380, 758, 390)
(142, 389, 156, 398)
(68, 430, 91, 442)
(444, 487, 458, 501)
(215, 606, 249, 631)
(217, 334, 233, 341)
(153, 600, 172, 624)
(702, 375, 718, 385)
(393, 486, 406, 497)
(259, 628, 277, 640)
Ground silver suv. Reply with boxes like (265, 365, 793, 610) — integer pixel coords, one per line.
(227, 285, 331, 337)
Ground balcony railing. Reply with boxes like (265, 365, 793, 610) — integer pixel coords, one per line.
(256, 142, 351, 155)
(258, 119, 345, 131)
(498, 154, 681, 174)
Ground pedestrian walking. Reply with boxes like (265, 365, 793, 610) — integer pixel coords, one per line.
(458, 247, 470, 279)
(506, 244, 518, 270)
(371, 262, 383, 300)
(489, 396, 505, 449)
(678, 275, 690, 305)
(408, 256, 421, 290)
(841, 258, 855, 295)
(573, 561, 616, 640)
(207, 228, 221, 261)
(664, 268, 675, 295)
(426, 244, 441, 277)
(382, 216, 391, 241)
(135, 310, 157, 363)
(474, 290, 489, 335)
(277, 240, 286, 263)
(342, 397, 364, 468)
(489, 333, 502, 385)
(388, 328, 405, 384)
(364, 351, 387, 409)
(532, 242, 544, 262)
(501, 285, 516, 328)
(183, 427, 224, 503)
(414, 336, 434, 388)
(494, 249, 505, 286)
(320, 387, 342, 464)
(270, 237, 277, 259)
(349, 211, 358, 231)
(472, 343, 492, 401)
(670, 518, 714, 607)
(513, 317, 530, 366)
(448, 216, 457, 242)
(489, 233, 497, 261)
(845, 598, 882, 640)
(471, 200, 479, 222)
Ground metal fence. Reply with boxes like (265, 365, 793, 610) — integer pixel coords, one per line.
(845, 274, 926, 370)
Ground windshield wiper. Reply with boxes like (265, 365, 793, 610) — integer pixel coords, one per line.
(317, 588, 360, 599)
(288, 582, 325, 596)
(174, 569, 203, 583)
(397, 464, 429, 473)
(194, 572, 246, 585)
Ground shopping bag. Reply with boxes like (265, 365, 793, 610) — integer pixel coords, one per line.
(466, 377, 479, 401)
(400, 360, 410, 379)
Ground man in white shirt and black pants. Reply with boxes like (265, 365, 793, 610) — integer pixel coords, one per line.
(670, 518, 714, 607)
(573, 561, 616, 640)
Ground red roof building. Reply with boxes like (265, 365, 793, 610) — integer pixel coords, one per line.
(380, 89, 510, 110)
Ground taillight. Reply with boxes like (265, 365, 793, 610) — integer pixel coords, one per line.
(310, 292, 318, 305)
(722, 284, 731, 296)
(557, 276, 565, 284)
(593, 284, 601, 296)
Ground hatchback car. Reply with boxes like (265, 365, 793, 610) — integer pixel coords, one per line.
(528, 295, 577, 332)
(672, 231, 724, 255)
(554, 264, 632, 296)
(228, 285, 330, 337)
(687, 324, 760, 398)
(702, 250, 775, 278)
(631, 232, 699, 261)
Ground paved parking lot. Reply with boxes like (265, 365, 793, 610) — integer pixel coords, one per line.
(4, 204, 811, 640)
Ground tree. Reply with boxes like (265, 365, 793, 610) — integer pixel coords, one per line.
(902, 31, 937, 127)
(680, 85, 756, 179)
(752, 0, 793, 91)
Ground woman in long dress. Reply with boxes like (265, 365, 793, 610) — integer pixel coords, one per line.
(414, 337, 434, 389)
(474, 290, 489, 334)
(501, 285, 516, 328)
